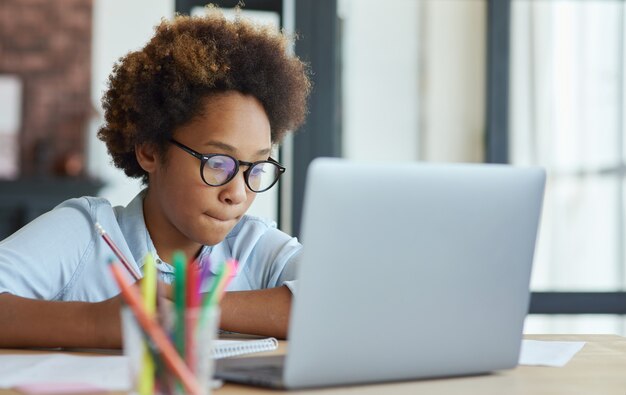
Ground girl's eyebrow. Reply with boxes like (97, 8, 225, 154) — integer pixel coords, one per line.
(203, 141, 272, 157)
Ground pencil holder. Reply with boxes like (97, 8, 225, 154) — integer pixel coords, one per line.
(121, 303, 221, 395)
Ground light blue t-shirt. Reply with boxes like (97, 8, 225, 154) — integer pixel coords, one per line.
(0, 191, 300, 302)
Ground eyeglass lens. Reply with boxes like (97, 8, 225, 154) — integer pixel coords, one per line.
(203, 155, 281, 192)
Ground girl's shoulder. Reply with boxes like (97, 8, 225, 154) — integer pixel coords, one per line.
(57, 195, 112, 211)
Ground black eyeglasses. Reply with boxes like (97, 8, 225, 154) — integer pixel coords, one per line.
(169, 139, 285, 193)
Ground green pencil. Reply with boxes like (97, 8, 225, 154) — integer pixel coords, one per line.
(173, 251, 187, 359)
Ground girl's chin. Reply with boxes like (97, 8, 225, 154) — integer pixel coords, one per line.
(191, 215, 240, 245)
(197, 227, 233, 246)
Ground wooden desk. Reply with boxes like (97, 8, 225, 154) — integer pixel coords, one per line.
(1, 335, 625, 395)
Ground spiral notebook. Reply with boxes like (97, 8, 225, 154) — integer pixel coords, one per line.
(212, 338, 278, 359)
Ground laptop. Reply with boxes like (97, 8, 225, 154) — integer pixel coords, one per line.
(215, 158, 546, 389)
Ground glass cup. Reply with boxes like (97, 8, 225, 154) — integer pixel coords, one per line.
(120, 304, 221, 395)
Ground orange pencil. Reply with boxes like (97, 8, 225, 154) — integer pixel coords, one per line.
(109, 262, 201, 395)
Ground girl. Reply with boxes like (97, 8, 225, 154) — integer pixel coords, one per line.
(0, 9, 311, 348)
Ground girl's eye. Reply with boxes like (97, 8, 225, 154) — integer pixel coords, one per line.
(208, 157, 233, 171)
(250, 165, 266, 177)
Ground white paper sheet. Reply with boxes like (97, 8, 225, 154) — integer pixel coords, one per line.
(0, 354, 130, 390)
(518, 339, 586, 367)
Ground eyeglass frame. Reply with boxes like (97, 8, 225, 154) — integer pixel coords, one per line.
(169, 139, 286, 193)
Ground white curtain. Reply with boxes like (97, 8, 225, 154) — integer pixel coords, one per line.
(510, 0, 626, 333)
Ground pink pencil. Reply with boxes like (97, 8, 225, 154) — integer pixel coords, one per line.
(95, 222, 141, 281)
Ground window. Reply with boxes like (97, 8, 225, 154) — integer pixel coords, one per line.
(509, 0, 626, 334)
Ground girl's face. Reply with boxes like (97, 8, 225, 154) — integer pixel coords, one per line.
(139, 91, 272, 258)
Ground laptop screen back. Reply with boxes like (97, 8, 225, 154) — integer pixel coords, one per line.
(284, 158, 545, 388)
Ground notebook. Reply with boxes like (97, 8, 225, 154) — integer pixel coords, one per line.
(215, 158, 546, 389)
(212, 338, 278, 359)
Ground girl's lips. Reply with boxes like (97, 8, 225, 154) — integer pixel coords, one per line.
(204, 213, 239, 222)
(205, 214, 228, 222)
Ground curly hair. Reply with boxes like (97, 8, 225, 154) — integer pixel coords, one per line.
(97, 9, 311, 182)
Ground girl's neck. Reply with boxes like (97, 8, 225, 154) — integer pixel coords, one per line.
(142, 189, 202, 264)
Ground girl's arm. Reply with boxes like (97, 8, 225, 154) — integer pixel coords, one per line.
(161, 283, 293, 339)
(0, 293, 123, 349)
(219, 285, 293, 339)
(0, 284, 292, 348)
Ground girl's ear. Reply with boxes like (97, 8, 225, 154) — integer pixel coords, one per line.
(135, 143, 159, 174)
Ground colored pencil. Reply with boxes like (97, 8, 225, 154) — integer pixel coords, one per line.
(173, 251, 187, 359)
(95, 222, 141, 281)
(200, 259, 237, 328)
(207, 258, 238, 307)
(139, 254, 156, 395)
(199, 255, 213, 292)
(185, 258, 201, 371)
